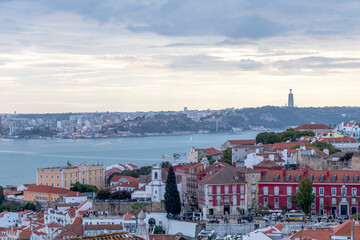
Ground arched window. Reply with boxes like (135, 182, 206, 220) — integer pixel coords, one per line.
(154, 172, 158, 179)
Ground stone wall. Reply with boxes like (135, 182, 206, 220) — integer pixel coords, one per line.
(93, 201, 166, 215)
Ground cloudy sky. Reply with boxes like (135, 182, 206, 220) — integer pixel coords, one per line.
(1, 0, 360, 113)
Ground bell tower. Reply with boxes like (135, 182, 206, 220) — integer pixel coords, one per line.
(151, 164, 162, 202)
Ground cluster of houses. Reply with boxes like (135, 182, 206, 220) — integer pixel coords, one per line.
(2, 121, 360, 239)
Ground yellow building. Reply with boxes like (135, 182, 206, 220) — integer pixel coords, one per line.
(37, 162, 104, 189)
(23, 184, 71, 202)
(322, 132, 345, 138)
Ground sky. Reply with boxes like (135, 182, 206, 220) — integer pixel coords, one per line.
(1, 0, 360, 113)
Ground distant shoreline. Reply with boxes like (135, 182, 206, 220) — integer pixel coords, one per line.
(0, 129, 273, 140)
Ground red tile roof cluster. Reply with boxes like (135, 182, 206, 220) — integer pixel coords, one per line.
(290, 228, 332, 240)
(84, 224, 123, 230)
(66, 231, 143, 240)
(295, 124, 332, 130)
(228, 140, 256, 145)
(195, 147, 222, 155)
(200, 166, 246, 185)
(259, 169, 360, 183)
(331, 219, 353, 237)
(25, 184, 72, 195)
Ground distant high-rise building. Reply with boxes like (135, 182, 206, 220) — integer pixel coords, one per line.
(288, 89, 294, 107)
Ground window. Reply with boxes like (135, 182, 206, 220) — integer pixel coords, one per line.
(225, 186, 229, 194)
(331, 175, 337, 182)
(287, 198, 292, 209)
(332, 198, 336, 204)
(251, 185, 256, 193)
(319, 187, 324, 196)
(209, 187, 212, 195)
(240, 185, 244, 194)
(319, 174, 324, 182)
(308, 174, 313, 181)
(264, 197, 268, 206)
(344, 175, 349, 182)
(295, 174, 301, 181)
(352, 198, 357, 205)
(312, 187, 316, 194)
(263, 187, 268, 195)
(217, 186, 221, 194)
(274, 174, 280, 181)
(275, 197, 279, 208)
(95, 177, 97, 183)
(64, 180, 67, 186)
(154, 172, 158, 179)
(352, 188, 357, 197)
(40, 175, 43, 179)
(320, 198, 324, 209)
(355, 175, 359, 182)
(341, 187, 347, 197)
(311, 201, 315, 209)
(251, 174, 255, 179)
(287, 187, 292, 196)
(332, 188, 337, 196)
(57, 175, 59, 179)
(285, 174, 291, 181)
(233, 185, 236, 193)
(274, 186, 279, 195)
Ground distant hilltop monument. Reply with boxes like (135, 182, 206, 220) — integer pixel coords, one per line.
(288, 89, 294, 107)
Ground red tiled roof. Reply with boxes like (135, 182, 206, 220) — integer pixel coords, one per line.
(290, 229, 331, 240)
(111, 175, 138, 183)
(195, 147, 222, 155)
(124, 214, 135, 221)
(64, 191, 87, 197)
(228, 140, 256, 145)
(19, 230, 32, 239)
(84, 224, 123, 230)
(48, 222, 62, 228)
(295, 124, 332, 130)
(25, 185, 71, 195)
(259, 169, 360, 183)
(353, 225, 360, 240)
(200, 166, 246, 185)
(331, 219, 354, 237)
(268, 142, 306, 149)
(111, 181, 139, 189)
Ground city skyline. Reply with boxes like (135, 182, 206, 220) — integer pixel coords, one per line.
(1, 1, 360, 113)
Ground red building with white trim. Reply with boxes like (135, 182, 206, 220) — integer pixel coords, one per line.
(258, 168, 360, 216)
(198, 165, 247, 216)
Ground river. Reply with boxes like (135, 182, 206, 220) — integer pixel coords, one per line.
(0, 131, 261, 186)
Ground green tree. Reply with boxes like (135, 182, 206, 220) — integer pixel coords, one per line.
(153, 226, 164, 234)
(111, 190, 131, 200)
(310, 142, 341, 155)
(294, 178, 315, 219)
(0, 186, 5, 205)
(95, 189, 112, 200)
(220, 148, 232, 165)
(161, 161, 172, 168)
(70, 182, 98, 193)
(164, 166, 181, 215)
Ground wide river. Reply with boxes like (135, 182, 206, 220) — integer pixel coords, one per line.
(0, 131, 260, 186)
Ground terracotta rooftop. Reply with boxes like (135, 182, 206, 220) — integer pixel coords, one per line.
(200, 166, 245, 185)
(195, 147, 222, 155)
(67, 231, 144, 240)
(64, 191, 87, 198)
(25, 184, 71, 195)
(111, 175, 138, 183)
(84, 224, 123, 230)
(227, 139, 256, 145)
(295, 123, 332, 130)
(290, 228, 332, 240)
(268, 142, 306, 149)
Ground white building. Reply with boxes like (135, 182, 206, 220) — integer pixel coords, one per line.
(63, 192, 87, 204)
(131, 165, 180, 202)
(338, 121, 360, 138)
(0, 212, 19, 228)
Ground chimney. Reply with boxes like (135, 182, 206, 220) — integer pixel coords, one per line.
(269, 154, 275, 161)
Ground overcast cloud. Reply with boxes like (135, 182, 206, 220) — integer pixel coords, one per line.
(1, 0, 360, 113)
